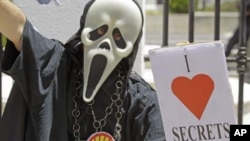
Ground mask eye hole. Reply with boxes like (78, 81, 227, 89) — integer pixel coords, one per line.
(113, 33, 121, 41)
(113, 28, 126, 49)
(89, 25, 108, 41)
(97, 27, 106, 36)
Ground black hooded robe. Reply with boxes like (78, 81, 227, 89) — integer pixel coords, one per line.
(0, 20, 166, 141)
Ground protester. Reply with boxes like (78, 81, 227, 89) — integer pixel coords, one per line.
(225, 1, 250, 57)
(0, 0, 166, 140)
(225, 1, 250, 83)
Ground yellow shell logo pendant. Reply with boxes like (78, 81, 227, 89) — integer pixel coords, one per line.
(87, 132, 115, 141)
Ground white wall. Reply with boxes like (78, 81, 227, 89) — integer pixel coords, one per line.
(13, 0, 89, 43)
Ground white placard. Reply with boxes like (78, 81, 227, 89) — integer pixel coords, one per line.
(149, 41, 236, 141)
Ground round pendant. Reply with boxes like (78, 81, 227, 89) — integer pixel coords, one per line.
(87, 131, 115, 141)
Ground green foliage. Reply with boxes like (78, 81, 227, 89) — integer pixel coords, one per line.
(169, 0, 198, 13)
(197, 1, 238, 12)
(219, 1, 238, 12)
(170, 0, 189, 13)
(169, 0, 238, 13)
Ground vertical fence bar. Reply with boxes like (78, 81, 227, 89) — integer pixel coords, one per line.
(162, 0, 169, 47)
(237, 0, 247, 125)
(214, 0, 220, 40)
(188, 0, 195, 43)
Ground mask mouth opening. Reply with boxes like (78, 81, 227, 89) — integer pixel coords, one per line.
(85, 55, 107, 99)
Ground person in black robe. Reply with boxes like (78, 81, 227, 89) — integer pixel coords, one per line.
(225, 0, 250, 57)
(0, 0, 166, 140)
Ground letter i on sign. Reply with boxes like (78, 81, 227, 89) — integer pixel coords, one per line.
(184, 48, 190, 72)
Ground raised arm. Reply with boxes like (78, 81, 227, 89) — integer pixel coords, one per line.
(0, 0, 26, 51)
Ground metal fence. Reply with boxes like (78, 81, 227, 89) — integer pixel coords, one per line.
(0, 0, 248, 124)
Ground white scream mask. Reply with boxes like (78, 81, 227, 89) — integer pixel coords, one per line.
(81, 0, 143, 102)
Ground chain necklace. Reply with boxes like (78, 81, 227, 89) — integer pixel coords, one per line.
(72, 69, 125, 141)
(72, 69, 82, 141)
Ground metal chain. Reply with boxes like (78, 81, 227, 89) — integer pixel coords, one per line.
(113, 71, 125, 140)
(72, 70, 82, 141)
(72, 68, 125, 141)
(89, 70, 125, 140)
(89, 99, 113, 132)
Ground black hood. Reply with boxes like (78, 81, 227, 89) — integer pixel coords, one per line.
(64, 0, 144, 99)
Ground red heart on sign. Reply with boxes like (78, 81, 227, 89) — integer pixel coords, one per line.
(171, 74, 214, 120)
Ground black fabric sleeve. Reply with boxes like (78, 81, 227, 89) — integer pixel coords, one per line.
(126, 72, 166, 141)
(1, 39, 20, 72)
(1, 20, 65, 141)
(0, 83, 27, 141)
(1, 20, 64, 105)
